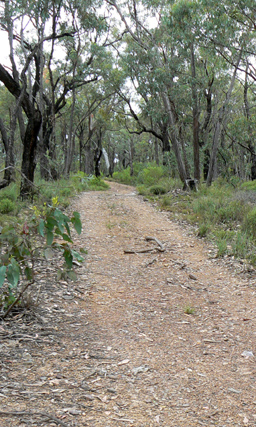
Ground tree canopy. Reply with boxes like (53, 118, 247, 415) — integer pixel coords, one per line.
(0, 0, 256, 196)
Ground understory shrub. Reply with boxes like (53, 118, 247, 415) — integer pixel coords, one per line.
(137, 165, 167, 186)
(149, 184, 168, 195)
(112, 167, 135, 185)
(0, 197, 84, 318)
(0, 184, 18, 202)
(0, 198, 16, 214)
(243, 207, 256, 239)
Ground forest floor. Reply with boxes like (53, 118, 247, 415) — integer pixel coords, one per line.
(1, 181, 256, 427)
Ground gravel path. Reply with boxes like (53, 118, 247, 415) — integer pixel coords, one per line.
(1, 181, 256, 427)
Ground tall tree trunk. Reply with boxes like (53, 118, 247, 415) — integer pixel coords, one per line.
(154, 138, 159, 166)
(243, 61, 256, 180)
(206, 50, 242, 186)
(190, 42, 200, 180)
(0, 117, 15, 188)
(161, 91, 188, 183)
(130, 138, 135, 176)
(20, 112, 42, 198)
(64, 85, 76, 176)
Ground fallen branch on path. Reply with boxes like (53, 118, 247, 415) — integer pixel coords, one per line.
(145, 236, 165, 251)
(124, 248, 156, 254)
(124, 236, 165, 254)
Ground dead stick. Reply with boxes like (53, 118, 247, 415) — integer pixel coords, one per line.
(145, 236, 165, 251)
(2, 281, 34, 319)
(124, 248, 155, 254)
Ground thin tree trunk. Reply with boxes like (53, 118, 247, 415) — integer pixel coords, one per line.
(190, 42, 200, 180)
(206, 50, 242, 186)
(244, 61, 256, 180)
(63, 84, 76, 176)
(161, 91, 188, 183)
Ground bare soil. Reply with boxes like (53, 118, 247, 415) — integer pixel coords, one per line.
(1, 181, 256, 427)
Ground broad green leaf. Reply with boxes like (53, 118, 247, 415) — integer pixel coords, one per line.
(0, 265, 6, 287)
(46, 216, 57, 231)
(71, 212, 82, 235)
(64, 221, 71, 236)
(38, 219, 45, 237)
(7, 260, 20, 287)
(62, 233, 73, 243)
(47, 230, 54, 246)
(63, 249, 73, 269)
(71, 250, 84, 262)
(24, 266, 33, 281)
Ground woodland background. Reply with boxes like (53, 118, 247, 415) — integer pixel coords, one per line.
(0, 0, 256, 197)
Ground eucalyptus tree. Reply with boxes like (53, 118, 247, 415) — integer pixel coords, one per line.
(104, 0, 189, 184)
(0, 0, 113, 196)
(104, 0, 256, 185)
(0, 0, 75, 196)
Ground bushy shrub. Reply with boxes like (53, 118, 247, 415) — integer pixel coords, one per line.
(70, 172, 90, 191)
(0, 184, 18, 202)
(149, 184, 168, 195)
(88, 176, 109, 190)
(136, 185, 149, 196)
(137, 165, 166, 186)
(240, 180, 256, 191)
(0, 198, 16, 214)
(113, 168, 134, 185)
(243, 207, 256, 239)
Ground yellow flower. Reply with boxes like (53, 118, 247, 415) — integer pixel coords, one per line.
(32, 206, 41, 218)
(52, 197, 59, 207)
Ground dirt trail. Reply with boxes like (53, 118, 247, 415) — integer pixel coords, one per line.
(1, 181, 256, 427)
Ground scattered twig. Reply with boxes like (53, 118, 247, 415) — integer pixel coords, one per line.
(124, 248, 155, 254)
(1, 281, 34, 320)
(144, 257, 157, 267)
(145, 236, 165, 251)
(0, 410, 71, 426)
(124, 236, 165, 254)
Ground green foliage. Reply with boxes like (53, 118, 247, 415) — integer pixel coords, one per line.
(153, 178, 256, 266)
(242, 208, 256, 239)
(87, 176, 109, 191)
(197, 223, 211, 237)
(113, 164, 179, 192)
(0, 184, 18, 202)
(240, 180, 256, 191)
(184, 304, 195, 315)
(0, 184, 20, 214)
(137, 165, 167, 186)
(216, 237, 228, 257)
(37, 174, 109, 208)
(191, 186, 247, 225)
(113, 167, 135, 185)
(231, 231, 251, 259)
(0, 198, 16, 214)
(70, 173, 109, 191)
(0, 197, 84, 317)
(149, 184, 168, 195)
